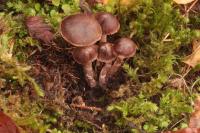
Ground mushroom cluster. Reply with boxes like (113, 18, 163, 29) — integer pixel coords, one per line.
(60, 12, 137, 88)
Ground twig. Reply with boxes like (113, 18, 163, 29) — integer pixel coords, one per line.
(70, 104, 102, 112)
(163, 39, 173, 42)
(186, 0, 198, 13)
(182, 66, 191, 78)
(169, 117, 185, 130)
(41, 99, 70, 110)
(190, 78, 200, 92)
(162, 33, 170, 42)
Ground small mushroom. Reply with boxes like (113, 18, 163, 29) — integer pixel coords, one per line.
(95, 12, 120, 42)
(98, 42, 116, 86)
(60, 13, 102, 47)
(107, 37, 137, 78)
(72, 45, 98, 88)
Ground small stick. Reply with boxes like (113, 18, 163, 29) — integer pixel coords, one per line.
(169, 117, 185, 130)
(162, 33, 170, 42)
(70, 104, 102, 112)
(186, 0, 198, 13)
(163, 39, 173, 42)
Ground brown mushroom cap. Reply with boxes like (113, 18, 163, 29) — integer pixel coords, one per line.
(95, 12, 120, 35)
(72, 45, 98, 65)
(113, 38, 137, 59)
(98, 42, 116, 63)
(60, 13, 102, 47)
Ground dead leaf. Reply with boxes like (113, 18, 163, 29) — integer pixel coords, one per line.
(192, 38, 200, 51)
(164, 128, 200, 133)
(173, 0, 195, 4)
(0, 111, 20, 133)
(183, 38, 200, 67)
(26, 16, 54, 44)
(189, 111, 200, 128)
(189, 97, 200, 128)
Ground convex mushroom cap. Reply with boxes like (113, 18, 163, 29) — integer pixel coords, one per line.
(72, 45, 98, 65)
(72, 45, 98, 88)
(98, 42, 116, 63)
(98, 42, 116, 87)
(113, 37, 137, 59)
(106, 38, 137, 81)
(95, 12, 120, 36)
(60, 13, 102, 47)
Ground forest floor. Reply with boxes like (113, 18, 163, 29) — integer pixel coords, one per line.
(1, 0, 200, 133)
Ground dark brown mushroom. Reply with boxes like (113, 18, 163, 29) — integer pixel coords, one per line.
(95, 12, 120, 42)
(60, 13, 102, 47)
(97, 42, 116, 86)
(107, 37, 137, 79)
(72, 45, 98, 87)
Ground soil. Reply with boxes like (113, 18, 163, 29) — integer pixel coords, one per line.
(27, 36, 130, 132)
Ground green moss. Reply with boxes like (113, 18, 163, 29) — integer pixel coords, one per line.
(108, 0, 200, 132)
(108, 89, 193, 132)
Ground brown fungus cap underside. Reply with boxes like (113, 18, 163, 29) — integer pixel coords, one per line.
(60, 13, 102, 47)
(98, 42, 115, 63)
(72, 45, 98, 65)
(95, 12, 120, 35)
(113, 38, 137, 58)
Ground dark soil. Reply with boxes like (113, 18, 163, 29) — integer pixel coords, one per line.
(27, 36, 130, 131)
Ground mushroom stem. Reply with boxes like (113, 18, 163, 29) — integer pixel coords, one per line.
(83, 63, 97, 88)
(100, 34, 107, 42)
(107, 58, 123, 79)
(99, 62, 112, 87)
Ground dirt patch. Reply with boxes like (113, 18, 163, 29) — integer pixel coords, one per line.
(27, 37, 129, 131)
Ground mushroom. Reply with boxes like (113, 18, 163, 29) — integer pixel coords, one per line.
(94, 12, 120, 86)
(60, 13, 102, 87)
(72, 45, 98, 88)
(95, 12, 120, 42)
(98, 42, 116, 86)
(107, 37, 137, 79)
(60, 13, 102, 47)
